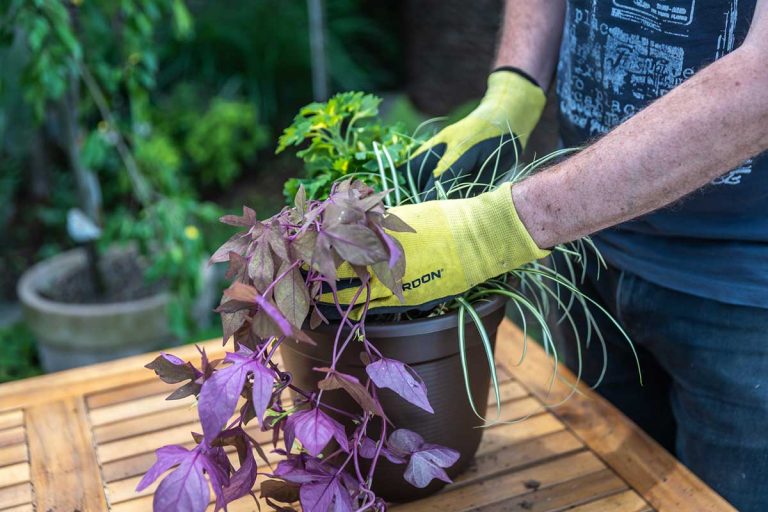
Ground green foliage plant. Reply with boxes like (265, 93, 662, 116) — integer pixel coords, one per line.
(277, 92, 425, 202)
(1, 0, 251, 337)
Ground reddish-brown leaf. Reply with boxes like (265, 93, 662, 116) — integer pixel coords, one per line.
(224, 282, 258, 303)
(225, 252, 248, 281)
(248, 238, 274, 291)
(325, 224, 388, 266)
(291, 230, 317, 263)
(219, 206, 257, 227)
(316, 368, 386, 418)
(274, 263, 310, 329)
(209, 233, 249, 264)
(382, 212, 416, 233)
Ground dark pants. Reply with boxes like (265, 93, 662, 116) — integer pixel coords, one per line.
(550, 254, 768, 512)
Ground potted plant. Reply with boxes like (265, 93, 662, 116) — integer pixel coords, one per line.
(7, 1, 261, 370)
(141, 93, 635, 510)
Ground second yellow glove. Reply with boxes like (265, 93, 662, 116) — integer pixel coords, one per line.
(407, 69, 546, 199)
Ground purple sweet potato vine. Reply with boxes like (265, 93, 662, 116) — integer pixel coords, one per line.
(140, 180, 459, 512)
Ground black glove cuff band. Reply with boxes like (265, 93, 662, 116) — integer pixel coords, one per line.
(491, 66, 542, 89)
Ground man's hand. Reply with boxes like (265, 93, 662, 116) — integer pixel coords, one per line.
(406, 69, 546, 199)
(323, 183, 549, 314)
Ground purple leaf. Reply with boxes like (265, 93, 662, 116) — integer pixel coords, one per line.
(294, 185, 307, 214)
(198, 357, 249, 442)
(251, 363, 275, 424)
(198, 350, 274, 442)
(166, 381, 201, 401)
(300, 477, 353, 512)
(403, 451, 454, 488)
(284, 408, 349, 456)
(154, 455, 210, 512)
(273, 460, 320, 484)
(250, 309, 280, 338)
(356, 190, 389, 212)
(223, 282, 258, 303)
(359, 437, 406, 464)
(224, 283, 313, 343)
(202, 447, 231, 511)
(136, 445, 190, 492)
(366, 358, 433, 413)
(384, 429, 460, 489)
(419, 443, 461, 468)
(139, 446, 210, 512)
(214, 300, 254, 314)
(220, 444, 257, 506)
(387, 429, 425, 457)
(323, 200, 365, 228)
(379, 227, 404, 269)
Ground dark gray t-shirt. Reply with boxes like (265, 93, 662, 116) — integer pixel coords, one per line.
(556, 0, 768, 308)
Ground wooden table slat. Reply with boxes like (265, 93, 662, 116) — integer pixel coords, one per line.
(92, 403, 200, 444)
(0, 411, 23, 431)
(0, 427, 25, 449)
(26, 397, 108, 511)
(0, 461, 30, 489)
(0, 443, 28, 467)
(568, 489, 653, 512)
(0, 482, 32, 509)
(89, 392, 197, 427)
(496, 321, 736, 512)
(396, 450, 605, 511)
(474, 414, 566, 458)
(86, 378, 175, 410)
(0, 504, 35, 512)
(456, 429, 586, 489)
(477, 468, 628, 511)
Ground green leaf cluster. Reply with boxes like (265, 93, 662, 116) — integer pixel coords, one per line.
(278, 92, 424, 202)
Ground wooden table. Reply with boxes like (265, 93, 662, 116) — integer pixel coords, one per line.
(0, 319, 735, 512)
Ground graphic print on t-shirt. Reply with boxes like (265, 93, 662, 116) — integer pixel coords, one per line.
(557, 0, 753, 185)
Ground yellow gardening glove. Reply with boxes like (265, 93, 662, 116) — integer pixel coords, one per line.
(406, 68, 546, 199)
(324, 183, 549, 314)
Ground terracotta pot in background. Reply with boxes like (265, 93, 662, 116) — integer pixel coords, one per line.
(17, 248, 172, 372)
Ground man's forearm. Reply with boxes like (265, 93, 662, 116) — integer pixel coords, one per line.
(513, 43, 768, 249)
(493, 0, 565, 89)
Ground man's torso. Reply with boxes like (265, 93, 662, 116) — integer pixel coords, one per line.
(555, 0, 768, 308)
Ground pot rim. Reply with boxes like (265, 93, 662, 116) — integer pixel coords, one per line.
(17, 247, 169, 317)
(310, 294, 507, 339)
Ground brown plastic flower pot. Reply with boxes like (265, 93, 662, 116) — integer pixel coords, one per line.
(279, 295, 507, 502)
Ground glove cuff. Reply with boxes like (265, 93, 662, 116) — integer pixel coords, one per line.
(491, 66, 541, 89)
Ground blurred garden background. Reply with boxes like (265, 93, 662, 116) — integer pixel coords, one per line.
(0, 0, 554, 382)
